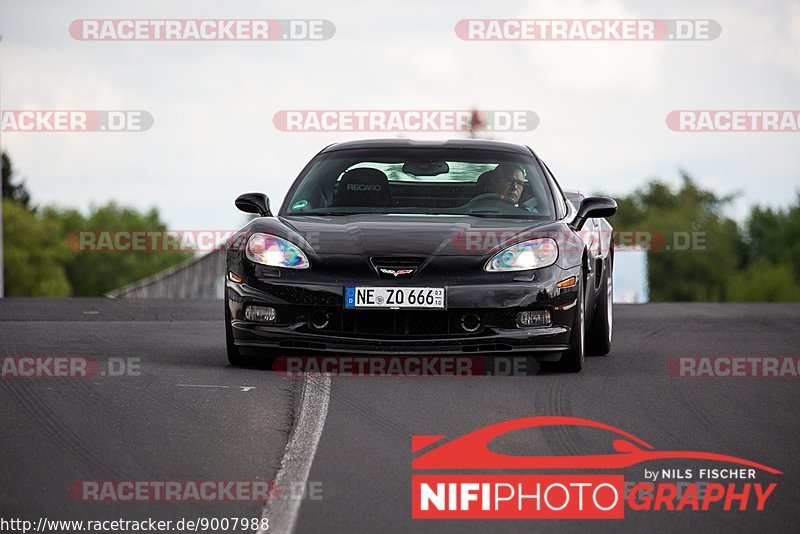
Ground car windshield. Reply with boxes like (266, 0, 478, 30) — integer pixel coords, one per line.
(282, 147, 555, 220)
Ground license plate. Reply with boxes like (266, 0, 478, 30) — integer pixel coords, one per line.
(344, 287, 445, 309)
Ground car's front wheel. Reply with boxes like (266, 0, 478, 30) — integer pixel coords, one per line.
(225, 294, 250, 366)
(556, 274, 585, 372)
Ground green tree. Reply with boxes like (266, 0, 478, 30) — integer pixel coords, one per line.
(727, 259, 800, 302)
(610, 174, 800, 302)
(2, 151, 32, 209)
(2, 151, 194, 296)
(45, 203, 194, 296)
(609, 173, 743, 301)
(2, 200, 71, 296)
(726, 193, 800, 301)
(743, 195, 800, 279)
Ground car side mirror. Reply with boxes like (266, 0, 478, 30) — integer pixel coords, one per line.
(570, 196, 617, 230)
(235, 192, 272, 217)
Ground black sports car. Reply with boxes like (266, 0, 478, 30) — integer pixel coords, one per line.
(225, 139, 616, 372)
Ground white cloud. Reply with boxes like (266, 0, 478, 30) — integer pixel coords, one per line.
(516, 0, 666, 92)
(0, 0, 798, 232)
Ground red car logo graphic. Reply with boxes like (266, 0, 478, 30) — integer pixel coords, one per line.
(412, 416, 781, 474)
(380, 268, 415, 277)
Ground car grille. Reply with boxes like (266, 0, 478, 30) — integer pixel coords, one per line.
(303, 309, 486, 337)
(348, 310, 452, 336)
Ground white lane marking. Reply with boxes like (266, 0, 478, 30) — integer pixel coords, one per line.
(259, 374, 330, 534)
(176, 384, 230, 388)
(177, 384, 256, 392)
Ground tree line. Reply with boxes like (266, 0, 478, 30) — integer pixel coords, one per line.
(2, 151, 799, 300)
(608, 172, 800, 301)
(2, 151, 193, 296)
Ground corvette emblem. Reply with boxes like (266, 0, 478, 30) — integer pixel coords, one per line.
(380, 268, 414, 277)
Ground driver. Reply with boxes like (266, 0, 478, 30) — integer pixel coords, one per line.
(485, 163, 527, 204)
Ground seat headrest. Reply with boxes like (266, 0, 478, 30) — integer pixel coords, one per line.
(475, 170, 496, 194)
(334, 168, 392, 207)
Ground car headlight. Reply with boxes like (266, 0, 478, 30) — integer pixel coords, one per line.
(485, 238, 558, 272)
(245, 233, 310, 269)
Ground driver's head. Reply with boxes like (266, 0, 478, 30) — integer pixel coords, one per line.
(487, 163, 526, 203)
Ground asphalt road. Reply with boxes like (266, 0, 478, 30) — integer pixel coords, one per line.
(1, 299, 798, 533)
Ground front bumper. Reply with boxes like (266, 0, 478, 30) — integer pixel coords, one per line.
(226, 265, 581, 357)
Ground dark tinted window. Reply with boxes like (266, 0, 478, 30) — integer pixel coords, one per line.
(283, 148, 555, 220)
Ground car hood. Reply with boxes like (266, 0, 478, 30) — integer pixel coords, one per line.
(274, 214, 556, 257)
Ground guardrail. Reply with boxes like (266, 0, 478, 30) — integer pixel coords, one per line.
(105, 248, 225, 299)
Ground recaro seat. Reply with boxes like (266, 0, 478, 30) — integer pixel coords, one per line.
(473, 169, 496, 195)
(333, 168, 393, 207)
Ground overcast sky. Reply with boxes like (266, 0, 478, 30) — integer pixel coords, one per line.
(1, 0, 798, 231)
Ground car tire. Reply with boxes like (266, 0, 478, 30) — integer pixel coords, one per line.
(587, 251, 613, 356)
(556, 273, 585, 373)
(225, 294, 250, 366)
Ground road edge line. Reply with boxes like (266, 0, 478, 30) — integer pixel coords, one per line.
(258, 373, 331, 534)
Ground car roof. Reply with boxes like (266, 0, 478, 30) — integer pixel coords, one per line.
(319, 138, 536, 156)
